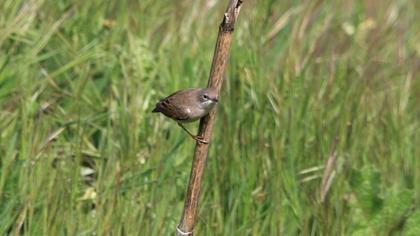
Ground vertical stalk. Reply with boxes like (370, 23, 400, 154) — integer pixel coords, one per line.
(176, 1, 243, 235)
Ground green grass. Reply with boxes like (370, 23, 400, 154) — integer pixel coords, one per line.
(1, 0, 419, 235)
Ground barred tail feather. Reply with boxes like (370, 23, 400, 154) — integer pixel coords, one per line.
(152, 106, 160, 113)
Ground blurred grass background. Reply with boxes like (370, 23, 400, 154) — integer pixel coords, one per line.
(0, 0, 419, 235)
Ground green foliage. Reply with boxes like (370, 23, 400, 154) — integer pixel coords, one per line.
(0, 0, 419, 235)
(350, 166, 416, 235)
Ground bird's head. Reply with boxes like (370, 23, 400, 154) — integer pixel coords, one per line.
(198, 88, 218, 109)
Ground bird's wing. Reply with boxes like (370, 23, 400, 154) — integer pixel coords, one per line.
(155, 97, 191, 121)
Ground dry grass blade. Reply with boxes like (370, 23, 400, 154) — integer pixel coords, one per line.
(320, 137, 338, 203)
(264, 5, 303, 43)
(38, 127, 66, 154)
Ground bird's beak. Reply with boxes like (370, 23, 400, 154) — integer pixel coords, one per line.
(212, 98, 218, 102)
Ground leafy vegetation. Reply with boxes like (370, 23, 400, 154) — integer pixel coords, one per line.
(0, 0, 419, 235)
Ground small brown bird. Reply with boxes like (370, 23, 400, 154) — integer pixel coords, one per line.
(152, 88, 219, 144)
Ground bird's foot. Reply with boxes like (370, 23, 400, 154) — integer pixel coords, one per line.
(194, 135, 209, 144)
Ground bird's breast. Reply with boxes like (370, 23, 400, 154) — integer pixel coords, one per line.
(178, 106, 206, 123)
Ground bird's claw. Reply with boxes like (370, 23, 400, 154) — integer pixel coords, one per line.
(194, 135, 209, 144)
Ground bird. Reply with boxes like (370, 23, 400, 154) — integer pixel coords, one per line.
(152, 88, 219, 144)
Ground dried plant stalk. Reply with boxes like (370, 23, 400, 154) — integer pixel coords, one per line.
(176, 1, 243, 235)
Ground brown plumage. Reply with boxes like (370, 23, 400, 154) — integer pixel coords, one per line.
(153, 88, 218, 143)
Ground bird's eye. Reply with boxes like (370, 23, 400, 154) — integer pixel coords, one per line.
(203, 94, 209, 99)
